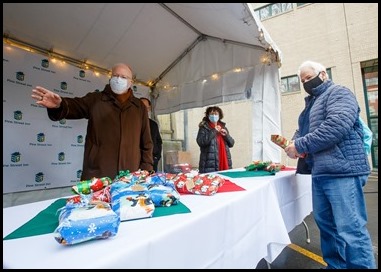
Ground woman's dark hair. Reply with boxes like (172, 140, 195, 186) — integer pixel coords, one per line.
(204, 106, 224, 120)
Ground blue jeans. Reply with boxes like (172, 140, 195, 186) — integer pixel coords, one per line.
(312, 175, 376, 269)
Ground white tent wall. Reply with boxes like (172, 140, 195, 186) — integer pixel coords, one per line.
(154, 38, 265, 114)
(155, 38, 281, 168)
(251, 63, 282, 162)
(159, 61, 282, 171)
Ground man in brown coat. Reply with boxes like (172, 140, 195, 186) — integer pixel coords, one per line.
(31, 63, 153, 180)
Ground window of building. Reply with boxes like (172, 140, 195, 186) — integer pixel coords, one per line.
(281, 3, 293, 11)
(271, 4, 282, 16)
(281, 75, 300, 93)
(326, 68, 332, 80)
(296, 3, 309, 7)
(254, 3, 293, 20)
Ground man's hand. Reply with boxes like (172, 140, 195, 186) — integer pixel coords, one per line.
(284, 142, 300, 159)
(31, 86, 62, 108)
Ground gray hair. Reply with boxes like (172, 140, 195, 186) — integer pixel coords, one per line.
(298, 60, 327, 78)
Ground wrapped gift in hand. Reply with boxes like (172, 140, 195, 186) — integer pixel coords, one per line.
(271, 134, 305, 158)
(271, 134, 291, 149)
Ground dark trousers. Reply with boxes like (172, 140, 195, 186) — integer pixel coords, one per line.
(153, 157, 160, 172)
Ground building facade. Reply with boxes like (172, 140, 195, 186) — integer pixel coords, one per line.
(252, 3, 378, 169)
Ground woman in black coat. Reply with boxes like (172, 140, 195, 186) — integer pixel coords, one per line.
(196, 106, 235, 173)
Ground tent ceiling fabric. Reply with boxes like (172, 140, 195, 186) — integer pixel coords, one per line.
(3, 3, 282, 161)
(3, 3, 280, 85)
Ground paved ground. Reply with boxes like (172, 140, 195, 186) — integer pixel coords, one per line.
(256, 170, 378, 269)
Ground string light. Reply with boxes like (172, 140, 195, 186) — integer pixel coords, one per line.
(3, 34, 111, 77)
(4, 33, 280, 87)
(3, 35, 166, 82)
(260, 47, 278, 66)
(156, 66, 251, 91)
(211, 74, 219, 80)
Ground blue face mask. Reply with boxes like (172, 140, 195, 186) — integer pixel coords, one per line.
(208, 114, 219, 123)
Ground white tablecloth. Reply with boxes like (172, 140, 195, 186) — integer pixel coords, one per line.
(3, 170, 312, 269)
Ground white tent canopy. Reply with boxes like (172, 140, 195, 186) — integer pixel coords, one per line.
(3, 3, 281, 115)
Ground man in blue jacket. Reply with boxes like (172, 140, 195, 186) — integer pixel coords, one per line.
(285, 60, 376, 269)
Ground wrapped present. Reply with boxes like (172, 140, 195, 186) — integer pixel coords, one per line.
(245, 160, 272, 171)
(147, 184, 181, 207)
(245, 161, 285, 174)
(264, 162, 285, 173)
(145, 172, 167, 186)
(67, 186, 112, 204)
(139, 173, 181, 207)
(172, 172, 225, 196)
(114, 170, 132, 183)
(54, 201, 120, 246)
(271, 134, 305, 158)
(271, 134, 291, 149)
(72, 177, 112, 194)
(114, 169, 150, 184)
(66, 194, 82, 204)
(110, 182, 155, 221)
(92, 186, 112, 202)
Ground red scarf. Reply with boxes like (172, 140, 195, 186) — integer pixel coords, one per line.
(209, 122, 229, 171)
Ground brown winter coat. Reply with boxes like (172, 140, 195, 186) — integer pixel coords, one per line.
(47, 85, 153, 180)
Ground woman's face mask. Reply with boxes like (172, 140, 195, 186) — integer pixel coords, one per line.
(110, 76, 130, 94)
(303, 72, 323, 95)
(208, 114, 219, 123)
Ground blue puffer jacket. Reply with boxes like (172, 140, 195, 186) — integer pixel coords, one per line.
(294, 80, 370, 177)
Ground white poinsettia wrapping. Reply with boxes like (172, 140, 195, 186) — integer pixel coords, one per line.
(54, 201, 120, 245)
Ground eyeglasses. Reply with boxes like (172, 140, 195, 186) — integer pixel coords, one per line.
(301, 71, 320, 84)
(112, 74, 132, 81)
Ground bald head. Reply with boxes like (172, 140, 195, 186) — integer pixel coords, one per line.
(111, 63, 133, 80)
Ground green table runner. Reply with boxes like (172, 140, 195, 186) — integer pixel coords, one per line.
(4, 198, 191, 240)
(217, 170, 275, 178)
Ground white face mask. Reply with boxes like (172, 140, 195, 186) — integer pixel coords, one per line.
(110, 77, 130, 94)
